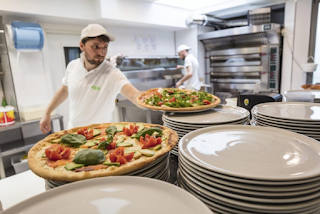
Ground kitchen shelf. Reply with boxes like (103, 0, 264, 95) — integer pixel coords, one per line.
(0, 134, 49, 157)
(0, 114, 64, 179)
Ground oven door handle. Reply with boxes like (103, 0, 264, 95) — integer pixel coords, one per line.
(211, 79, 260, 84)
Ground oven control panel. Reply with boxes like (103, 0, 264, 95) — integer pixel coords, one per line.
(269, 47, 278, 89)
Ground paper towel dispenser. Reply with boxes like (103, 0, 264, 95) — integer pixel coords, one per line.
(11, 21, 44, 50)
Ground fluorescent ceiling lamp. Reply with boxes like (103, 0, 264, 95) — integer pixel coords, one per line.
(154, 0, 231, 10)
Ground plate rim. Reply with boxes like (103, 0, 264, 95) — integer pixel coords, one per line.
(2, 176, 212, 214)
(179, 125, 320, 181)
(163, 105, 249, 124)
(252, 102, 320, 122)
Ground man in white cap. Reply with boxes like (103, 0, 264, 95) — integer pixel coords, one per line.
(40, 24, 140, 133)
(176, 45, 201, 91)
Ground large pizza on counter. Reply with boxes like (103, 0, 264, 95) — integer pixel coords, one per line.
(28, 122, 178, 182)
(137, 88, 221, 112)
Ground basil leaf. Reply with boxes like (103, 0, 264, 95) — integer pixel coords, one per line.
(106, 126, 117, 137)
(73, 149, 106, 165)
(135, 128, 163, 140)
(61, 134, 87, 147)
(97, 140, 110, 150)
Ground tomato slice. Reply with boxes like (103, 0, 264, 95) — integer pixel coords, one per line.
(116, 155, 127, 165)
(158, 101, 163, 106)
(49, 150, 62, 161)
(109, 153, 117, 162)
(148, 137, 157, 147)
(140, 136, 146, 144)
(77, 129, 85, 135)
(85, 129, 94, 140)
(124, 152, 134, 162)
(169, 97, 176, 102)
(203, 100, 211, 105)
(133, 126, 139, 134)
(123, 126, 134, 136)
(115, 147, 125, 156)
(45, 145, 70, 160)
(156, 137, 162, 145)
(107, 142, 117, 150)
(145, 134, 151, 142)
(60, 148, 71, 159)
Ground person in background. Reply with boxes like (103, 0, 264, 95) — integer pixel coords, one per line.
(175, 45, 201, 91)
(40, 24, 140, 133)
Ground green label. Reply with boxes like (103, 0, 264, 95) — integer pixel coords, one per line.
(91, 86, 101, 90)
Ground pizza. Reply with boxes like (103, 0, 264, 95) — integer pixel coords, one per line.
(302, 83, 320, 90)
(28, 122, 178, 182)
(137, 88, 221, 111)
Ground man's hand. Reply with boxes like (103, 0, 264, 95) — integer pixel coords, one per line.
(175, 81, 182, 88)
(176, 65, 184, 69)
(40, 114, 51, 134)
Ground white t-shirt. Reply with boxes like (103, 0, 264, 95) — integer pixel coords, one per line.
(183, 54, 201, 91)
(62, 53, 129, 128)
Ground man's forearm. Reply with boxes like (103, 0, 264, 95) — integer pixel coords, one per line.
(45, 86, 68, 115)
(121, 83, 140, 106)
(178, 74, 192, 84)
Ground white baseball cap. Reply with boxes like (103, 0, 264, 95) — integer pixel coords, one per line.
(80, 24, 115, 42)
(177, 44, 191, 53)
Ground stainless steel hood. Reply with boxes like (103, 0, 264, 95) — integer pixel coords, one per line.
(199, 23, 281, 51)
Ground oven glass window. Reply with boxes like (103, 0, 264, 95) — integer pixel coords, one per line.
(64, 47, 81, 67)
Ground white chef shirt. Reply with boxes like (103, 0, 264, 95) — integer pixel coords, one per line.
(62, 53, 129, 128)
(183, 54, 201, 91)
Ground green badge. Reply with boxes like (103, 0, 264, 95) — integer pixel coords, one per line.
(91, 86, 101, 90)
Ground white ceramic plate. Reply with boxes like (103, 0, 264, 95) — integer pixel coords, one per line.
(177, 172, 320, 214)
(178, 180, 250, 214)
(179, 153, 320, 189)
(178, 162, 320, 197)
(251, 119, 320, 136)
(178, 171, 320, 212)
(179, 166, 320, 204)
(162, 114, 249, 127)
(179, 125, 320, 181)
(162, 116, 249, 128)
(252, 102, 320, 121)
(252, 111, 320, 126)
(163, 105, 249, 124)
(2, 176, 212, 214)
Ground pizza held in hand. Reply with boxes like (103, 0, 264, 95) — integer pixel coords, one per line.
(28, 122, 178, 182)
(137, 88, 221, 112)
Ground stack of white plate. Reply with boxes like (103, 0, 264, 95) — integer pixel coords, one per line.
(3, 177, 212, 214)
(45, 153, 170, 189)
(162, 105, 250, 156)
(251, 102, 320, 141)
(177, 125, 320, 213)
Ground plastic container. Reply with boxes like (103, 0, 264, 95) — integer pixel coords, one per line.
(284, 91, 315, 103)
(302, 63, 318, 72)
(0, 106, 15, 126)
(225, 98, 238, 107)
(11, 153, 30, 174)
(19, 104, 54, 121)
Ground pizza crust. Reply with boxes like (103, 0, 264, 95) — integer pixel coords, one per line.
(137, 88, 221, 112)
(28, 122, 178, 182)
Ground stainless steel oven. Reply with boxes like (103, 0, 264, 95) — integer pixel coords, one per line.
(199, 23, 282, 103)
